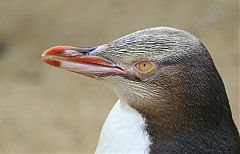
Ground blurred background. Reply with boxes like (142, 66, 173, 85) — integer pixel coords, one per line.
(0, 0, 239, 153)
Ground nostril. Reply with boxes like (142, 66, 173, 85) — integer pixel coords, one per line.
(74, 47, 97, 55)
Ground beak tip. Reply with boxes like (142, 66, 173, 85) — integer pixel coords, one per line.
(41, 45, 75, 67)
(41, 51, 47, 58)
(41, 45, 70, 57)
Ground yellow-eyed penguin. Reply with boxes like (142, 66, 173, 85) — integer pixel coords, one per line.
(41, 27, 240, 153)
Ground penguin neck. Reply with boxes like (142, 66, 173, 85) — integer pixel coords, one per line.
(128, 74, 239, 153)
(95, 99, 151, 153)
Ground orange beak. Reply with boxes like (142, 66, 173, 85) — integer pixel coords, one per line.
(41, 45, 126, 77)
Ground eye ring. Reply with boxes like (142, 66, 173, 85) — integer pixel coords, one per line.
(135, 61, 155, 73)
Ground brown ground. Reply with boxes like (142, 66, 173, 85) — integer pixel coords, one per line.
(0, 0, 239, 153)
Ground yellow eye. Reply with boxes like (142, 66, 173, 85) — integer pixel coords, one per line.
(135, 61, 154, 73)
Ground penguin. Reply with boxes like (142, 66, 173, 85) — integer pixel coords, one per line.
(41, 27, 240, 153)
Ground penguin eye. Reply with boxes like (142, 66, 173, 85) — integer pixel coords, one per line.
(135, 61, 154, 73)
